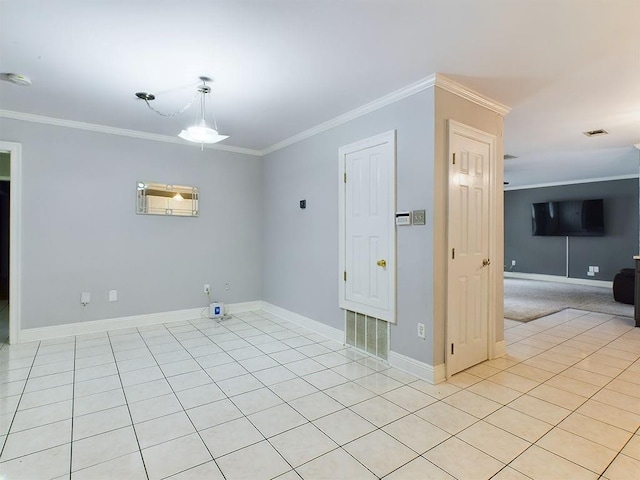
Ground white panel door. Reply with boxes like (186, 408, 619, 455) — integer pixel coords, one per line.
(339, 131, 396, 322)
(447, 125, 492, 375)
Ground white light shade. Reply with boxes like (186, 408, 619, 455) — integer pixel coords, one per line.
(178, 124, 229, 144)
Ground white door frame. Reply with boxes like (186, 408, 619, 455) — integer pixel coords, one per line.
(0, 141, 22, 344)
(445, 120, 498, 377)
(338, 130, 397, 322)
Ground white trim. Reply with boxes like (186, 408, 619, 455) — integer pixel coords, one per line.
(504, 271, 613, 288)
(504, 174, 639, 191)
(388, 351, 446, 384)
(260, 302, 344, 343)
(18, 300, 263, 343)
(338, 130, 397, 323)
(492, 340, 506, 358)
(634, 143, 640, 150)
(0, 141, 21, 344)
(262, 74, 510, 155)
(434, 75, 511, 116)
(0, 110, 262, 157)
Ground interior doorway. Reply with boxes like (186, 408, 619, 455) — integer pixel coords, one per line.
(0, 156, 9, 343)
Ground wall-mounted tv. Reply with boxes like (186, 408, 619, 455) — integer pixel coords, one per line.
(532, 199, 604, 236)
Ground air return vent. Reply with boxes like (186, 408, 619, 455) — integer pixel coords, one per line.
(583, 129, 608, 137)
(345, 310, 389, 360)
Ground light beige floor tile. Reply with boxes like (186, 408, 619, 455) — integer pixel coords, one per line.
(270, 423, 337, 467)
(537, 427, 618, 473)
(134, 411, 196, 449)
(216, 440, 291, 480)
(252, 365, 297, 386)
(382, 414, 450, 454)
(558, 413, 632, 451)
(123, 378, 172, 403)
(468, 380, 522, 404)
(350, 396, 408, 427)
(508, 394, 572, 425)
(355, 372, 403, 395)
(216, 373, 264, 397)
(621, 434, 640, 461)
(142, 433, 212, 480)
(129, 393, 183, 424)
(510, 445, 598, 480)
(382, 368, 419, 384)
(167, 460, 225, 480)
(464, 363, 503, 379)
(10, 400, 72, 433)
(577, 399, 640, 432)
(446, 371, 483, 388)
(593, 388, 640, 415)
(72, 426, 138, 472)
(543, 374, 601, 397)
(385, 456, 454, 480)
(200, 417, 264, 458)
(424, 436, 504, 479)
(313, 408, 376, 445)
(73, 388, 126, 417)
(490, 466, 532, 480)
(414, 402, 477, 435)
(230, 387, 283, 415)
(325, 381, 376, 406)
(506, 364, 555, 383)
(270, 378, 319, 402)
(443, 389, 502, 418)
(409, 381, 460, 399)
(303, 369, 348, 390)
(73, 404, 131, 440)
(486, 371, 538, 393)
(295, 447, 376, 480)
(382, 385, 437, 412)
(186, 398, 243, 431)
(485, 407, 552, 442)
(0, 444, 70, 480)
(330, 362, 376, 381)
(72, 451, 146, 480)
(457, 420, 530, 463)
(603, 453, 640, 480)
(2, 419, 71, 461)
(174, 383, 226, 409)
(606, 379, 640, 399)
(247, 403, 308, 438)
(289, 391, 343, 421)
(343, 430, 417, 478)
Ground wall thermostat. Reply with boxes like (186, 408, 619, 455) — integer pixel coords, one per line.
(395, 211, 411, 226)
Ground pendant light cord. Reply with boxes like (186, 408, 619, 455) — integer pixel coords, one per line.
(142, 91, 200, 118)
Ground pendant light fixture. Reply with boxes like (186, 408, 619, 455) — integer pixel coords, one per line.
(136, 76, 229, 146)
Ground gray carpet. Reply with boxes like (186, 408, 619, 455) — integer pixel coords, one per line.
(504, 278, 634, 322)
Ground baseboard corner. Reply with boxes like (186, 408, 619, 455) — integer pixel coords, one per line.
(388, 350, 446, 384)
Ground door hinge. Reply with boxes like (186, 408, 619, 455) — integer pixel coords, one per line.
(343, 271, 347, 281)
(343, 173, 347, 183)
(452, 248, 455, 259)
(452, 153, 456, 165)
(451, 343, 455, 355)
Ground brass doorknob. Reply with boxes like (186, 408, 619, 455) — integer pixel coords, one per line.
(482, 258, 491, 267)
(377, 259, 387, 267)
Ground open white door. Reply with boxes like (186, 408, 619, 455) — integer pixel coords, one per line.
(446, 121, 495, 376)
(339, 131, 396, 322)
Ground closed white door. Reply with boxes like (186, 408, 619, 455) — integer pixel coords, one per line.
(447, 123, 493, 375)
(339, 131, 396, 322)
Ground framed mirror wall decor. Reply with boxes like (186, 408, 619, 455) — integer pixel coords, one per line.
(137, 182, 199, 217)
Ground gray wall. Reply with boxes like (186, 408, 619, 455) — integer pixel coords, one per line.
(1, 118, 263, 329)
(262, 90, 436, 364)
(504, 179, 638, 281)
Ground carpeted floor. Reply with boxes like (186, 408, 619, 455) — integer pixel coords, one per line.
(504, 278, 634, 322)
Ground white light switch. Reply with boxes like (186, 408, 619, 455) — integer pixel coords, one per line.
(109, 290, 118, 302)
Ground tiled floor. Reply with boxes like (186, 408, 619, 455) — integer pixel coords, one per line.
(0, 308, 639, 479)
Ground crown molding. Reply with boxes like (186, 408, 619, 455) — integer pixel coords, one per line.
(262, 75, 439, 155)
(503, 173, 639, 191)
(262, 73, 510, 155)
(433, 74, 511, 116)
(0, 109, 263, 157)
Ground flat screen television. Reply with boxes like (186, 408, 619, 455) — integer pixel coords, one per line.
(531, 199, 604, 236)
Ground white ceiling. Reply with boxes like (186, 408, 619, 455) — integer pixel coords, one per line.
(1, 0, 639, 187)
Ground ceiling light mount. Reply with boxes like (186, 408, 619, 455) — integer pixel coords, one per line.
(135, 92, 155, 101)
(583, 129, 608, 137)
(1, 73, 32, 86)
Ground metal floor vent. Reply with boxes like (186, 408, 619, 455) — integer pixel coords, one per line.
(345, 310, 389, 360)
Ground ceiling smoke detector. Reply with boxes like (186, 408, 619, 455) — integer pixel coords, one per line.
(583, 129, 608, 137)
(1, 73, 32, 86)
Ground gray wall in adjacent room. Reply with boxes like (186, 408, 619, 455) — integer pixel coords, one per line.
(504, 179, 638, 281)
(1, 118, 263, 329)
(262, 90, 436, 365)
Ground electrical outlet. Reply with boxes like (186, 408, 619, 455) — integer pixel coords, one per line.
(204, 284, 210, 294)
(593, 266, 599, 273)
(417, 323, 425, 339)
(108, 290, 118, 302)
(80, 291, 91, 306)
(511, 260, 516, 266)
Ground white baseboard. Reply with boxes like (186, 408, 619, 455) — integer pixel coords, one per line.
(388, 351, 446, 385)
(504, 272, 613, 288)
(19, 301, 261, 343)
(260, 302, 344, 344)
